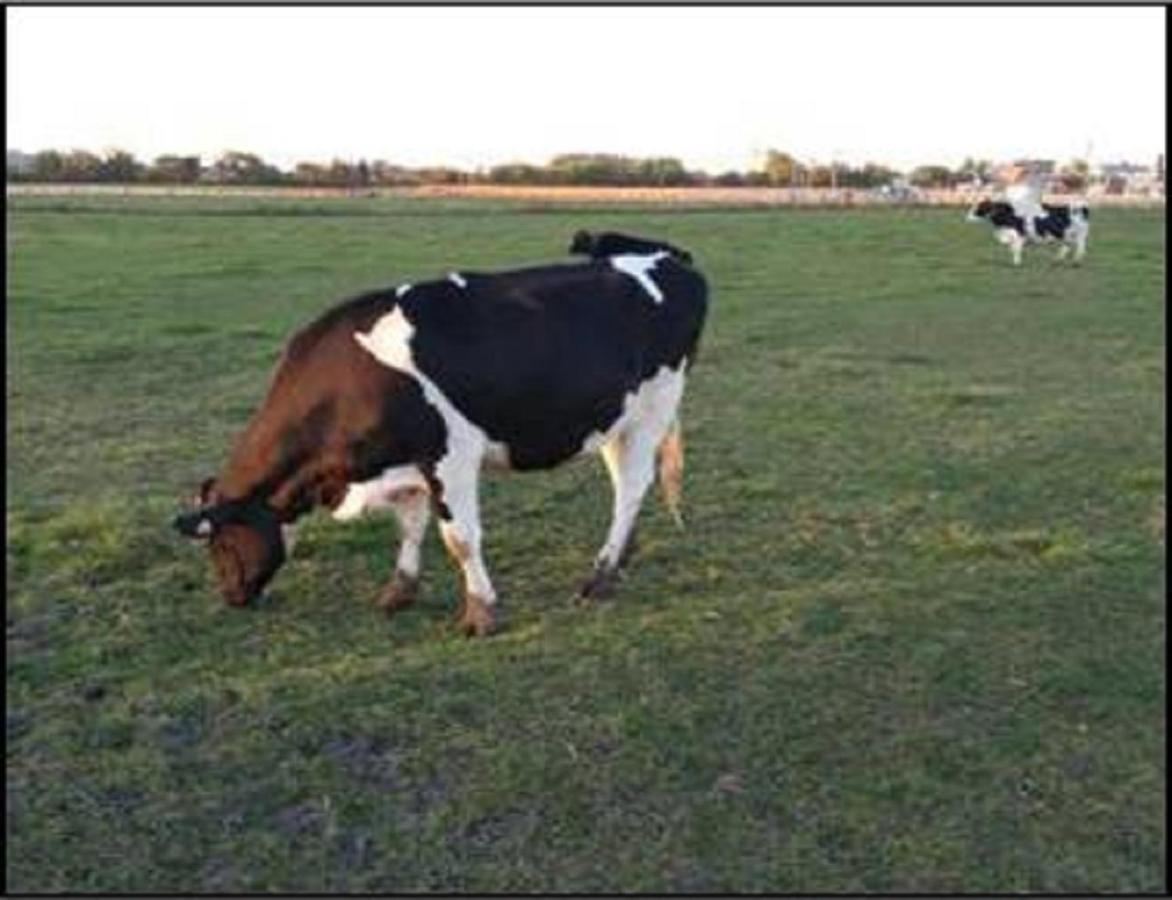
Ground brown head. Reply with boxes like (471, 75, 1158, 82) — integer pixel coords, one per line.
(173, 478, 286, 606)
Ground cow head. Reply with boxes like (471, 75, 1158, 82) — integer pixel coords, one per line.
(966, 199, 995, 222)
(568, 230, 594, 255)
(173, 478, 286, 606)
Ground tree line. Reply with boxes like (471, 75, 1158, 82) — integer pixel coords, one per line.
(6, 147, 1092, 190)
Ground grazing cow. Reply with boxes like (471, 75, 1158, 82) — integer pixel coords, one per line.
(570, 230, 694, 265)
(966, 198, 1090, 265)
(174, 239, 707, 636)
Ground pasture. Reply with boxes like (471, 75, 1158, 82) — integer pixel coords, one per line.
(6, 194, 1165, 892)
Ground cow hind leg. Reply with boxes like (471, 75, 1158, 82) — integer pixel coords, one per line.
(432, 456, 498, 636)
(376, 487, 430, 615)
(580, 429, 659, 600)
(1009, 233, 1024, 266)
(580, 367, 686, 601)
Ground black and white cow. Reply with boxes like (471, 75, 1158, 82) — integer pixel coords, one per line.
(966, 198, 1090, 265)
(570, 230, 694, 265)
(174, 237, 707, 636)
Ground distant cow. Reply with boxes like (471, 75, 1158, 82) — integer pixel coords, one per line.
(174, 238, 707, 636)
(570, 230, 694, 265)
(966, 199, 1090, 265)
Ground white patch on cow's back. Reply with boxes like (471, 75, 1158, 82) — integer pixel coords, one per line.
(353, 307, 512, 473)
(575, 360, 687, 458)
(332, 463, 429, 522)
(610, 252, 668, 303)
(448, 272, 467, 288)
(396, 284, 412, 298)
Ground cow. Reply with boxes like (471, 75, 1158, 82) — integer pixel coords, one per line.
(569, 230, 694, 266)
(966, 198, 1090, 266)
(173, 238, 707, 637)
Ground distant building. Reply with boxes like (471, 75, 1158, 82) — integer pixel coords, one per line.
(1095, 161, 1158, 195)
(7, 149, 35, 176)
(1011, 158, 1056, 176)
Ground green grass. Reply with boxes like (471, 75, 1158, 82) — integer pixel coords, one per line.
(6, 194, 1166, 892)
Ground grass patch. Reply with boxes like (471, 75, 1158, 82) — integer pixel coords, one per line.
(6, 196, 1165, 892)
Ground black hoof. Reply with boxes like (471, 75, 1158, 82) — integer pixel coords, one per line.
(578, 565, 620, 602)
(376, 570, 419, 616)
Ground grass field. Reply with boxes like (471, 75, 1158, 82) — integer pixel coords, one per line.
(6, 194, 1165, 892)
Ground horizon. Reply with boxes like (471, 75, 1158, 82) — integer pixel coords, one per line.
(5, 144, 1162, 177)
(7, 7, 1166, 173)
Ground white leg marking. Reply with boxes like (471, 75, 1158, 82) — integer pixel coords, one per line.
(435, 452, 495, 606)
(390, 487, 430, 578)
(1074, 222, 1088, 261)
(594, 365, 686, 571)
(999, 230, 1025, 266)
(448, 272, 467, 288)
(596, 431, 658, 571)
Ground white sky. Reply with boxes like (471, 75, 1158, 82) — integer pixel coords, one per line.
(6, 6, 1166, 173)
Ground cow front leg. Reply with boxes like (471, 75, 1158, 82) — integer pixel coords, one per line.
(580, 429, 658, 600)
(376, 487, 430, 615)
(996, 228, 1024, 266)
(1009, 233, 1024, 266)
(432, 460, 498, 636)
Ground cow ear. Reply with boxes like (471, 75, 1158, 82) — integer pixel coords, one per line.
(196, 476, 218, 506)
(174, 510, 216, 541)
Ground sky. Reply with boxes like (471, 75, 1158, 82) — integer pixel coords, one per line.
(6, 6, 1166, 173)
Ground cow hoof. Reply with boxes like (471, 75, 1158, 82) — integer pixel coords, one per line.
(375, 570, 419, 616)
(578, 565, 619, 602)
(456, 594, 498, 637)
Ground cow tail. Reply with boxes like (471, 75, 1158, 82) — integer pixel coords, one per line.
(657, 418, 685, 530)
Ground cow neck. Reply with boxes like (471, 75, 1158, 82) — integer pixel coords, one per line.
(214, 408, 348, 524)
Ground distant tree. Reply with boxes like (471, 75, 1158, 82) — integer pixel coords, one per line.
(147, 155, 201, 183)
(839, 162, 901, 188)
(808, 164, 834, 188)
(1057, 158, 1089, 192)
(326, 159, 355, 186)
(60, 149, 104, 182)
(637, 156, 690, 186)
(292, 162, 328, 185)
(31, 149, 66, 181)
(355, 159, 371, 187)
(1157, 153, 1164, 184)
(909, 164, 953, 188)
(488, 162, 548, 184)
(955, 157, 994, 185)
(207, 150, 283, 185)
(713, 171, 746, 187)
(550, 154, 626, 185)
(99, 148, 144, 183)
(761, 149, 802, 186)
(369, 160, 420, 186)
(415, 166, 467, 185)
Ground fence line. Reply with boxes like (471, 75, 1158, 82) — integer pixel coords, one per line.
(6, 182, 1165, 208)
